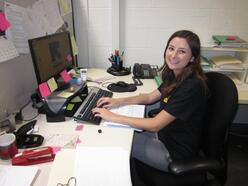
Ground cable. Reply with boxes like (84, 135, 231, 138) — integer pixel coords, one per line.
(23, 112, 40, 122)
(229, 131, 248, 138)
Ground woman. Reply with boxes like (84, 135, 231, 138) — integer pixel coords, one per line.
(92, 30, 208, 172)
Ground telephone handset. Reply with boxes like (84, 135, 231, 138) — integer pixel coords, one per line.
(133, 63, 158, 79)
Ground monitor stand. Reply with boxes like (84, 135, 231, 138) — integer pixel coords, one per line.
(57, 82, 71, 91)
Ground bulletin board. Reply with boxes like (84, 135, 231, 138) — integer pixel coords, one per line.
(0, 0, 77, 115)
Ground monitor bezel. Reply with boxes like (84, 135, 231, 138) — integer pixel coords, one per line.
(29, 31, 75, 84)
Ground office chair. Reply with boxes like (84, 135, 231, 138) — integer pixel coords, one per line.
(131, 72, 238, 186)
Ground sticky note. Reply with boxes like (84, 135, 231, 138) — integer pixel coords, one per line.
(60, 69, 72, 83)
(66, 103, 74, 111)
(71, 96, 82, 103)
(52, 146, 62, 154)
(76, 138, 82, 144)
(75, 124, 84, 131)
(38, 82, 51, 97)
(0, 12, 10, 31)
(47, 77, 58, 92)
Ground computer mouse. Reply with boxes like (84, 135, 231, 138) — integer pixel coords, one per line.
(115, 81, 129, 88)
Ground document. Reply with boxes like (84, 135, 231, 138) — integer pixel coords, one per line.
(4, 2, 29, 54)
(0, 165, 39, 186)
(0, 36, 19, 63)
(102, 104, 145, 131)
(74, 147, 132, 186)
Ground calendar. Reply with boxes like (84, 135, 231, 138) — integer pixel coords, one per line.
(0, 36, 19, 63)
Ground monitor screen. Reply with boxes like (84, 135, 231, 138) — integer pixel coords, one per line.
(29, 31, 74, 84)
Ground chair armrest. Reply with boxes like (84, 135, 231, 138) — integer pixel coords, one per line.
(168, 158, 223, 175)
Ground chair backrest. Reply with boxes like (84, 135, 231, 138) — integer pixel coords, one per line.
(202, 72, 238, 159)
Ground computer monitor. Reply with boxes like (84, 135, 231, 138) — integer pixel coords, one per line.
(29, 31, 74, 86)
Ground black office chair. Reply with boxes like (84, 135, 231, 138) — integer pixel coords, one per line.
(131, 72, 238, 186)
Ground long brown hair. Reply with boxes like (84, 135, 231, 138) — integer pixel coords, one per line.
(160, 30, 206, 96)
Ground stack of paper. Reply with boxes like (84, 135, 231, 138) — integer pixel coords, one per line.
(74, 147, 132, 186)
(0, 165, 39, 186)
(209, 55, 245, 70)
(102, 105, 145, 131)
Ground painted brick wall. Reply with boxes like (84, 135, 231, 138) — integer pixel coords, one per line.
(74, 0, 248, 68)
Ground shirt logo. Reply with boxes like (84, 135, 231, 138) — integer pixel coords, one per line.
(163, 96, 170, 103)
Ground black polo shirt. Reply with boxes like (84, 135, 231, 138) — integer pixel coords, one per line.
(158, 76, 207, 161)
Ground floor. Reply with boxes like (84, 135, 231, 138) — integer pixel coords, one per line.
(226, 131, 248, 186)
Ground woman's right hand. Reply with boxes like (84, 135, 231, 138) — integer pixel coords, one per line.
(96, 97, 121, 109)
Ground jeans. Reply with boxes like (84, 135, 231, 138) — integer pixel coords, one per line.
(131, 131, 172, 172)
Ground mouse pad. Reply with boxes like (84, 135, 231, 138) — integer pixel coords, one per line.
(107, 83, 137, 92)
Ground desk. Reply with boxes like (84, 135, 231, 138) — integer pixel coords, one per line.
(0, 68, 158, 186)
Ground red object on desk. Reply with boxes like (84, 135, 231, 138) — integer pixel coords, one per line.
(12, 146, 55, 165)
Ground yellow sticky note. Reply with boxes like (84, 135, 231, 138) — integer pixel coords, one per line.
(70, 35, 79, 56)
(71, 96, 82, 103)
(47, 77, 58, 92)
(67, 103, 74, 111)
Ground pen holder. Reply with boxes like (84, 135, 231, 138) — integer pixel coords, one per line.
(111, 60, 123, 71)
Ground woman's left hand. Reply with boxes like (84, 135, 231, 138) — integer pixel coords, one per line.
(92, 107, 117, 122)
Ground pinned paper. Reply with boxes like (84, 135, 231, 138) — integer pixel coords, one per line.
(38, 82, 51, 97)
(0, 12, 10, 31)
(47, 77, 58, 92)
(0, 37, 19, 63)
(58, 0, 72, 16)
(70, 35, 79, 56)
(60, 69, 72, 83)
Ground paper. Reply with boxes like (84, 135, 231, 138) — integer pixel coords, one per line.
(47, 77, 58, 92)
(74, 147, 132, 186)
(57, 91, 74, 98)
(38, 82, 51, 97)
(58, 0, 72, 16)
(4, 2, 29, 54)
(43, 134, 79, 148)
(41, 0, 64, 33)
(0, 165, 39, 186)
(60, 69, 72, 83)
(103, 105, 145, 131)
(0, 12, 10, 31)
(70, 35, 79, 56)
(0, 36, 19, 63)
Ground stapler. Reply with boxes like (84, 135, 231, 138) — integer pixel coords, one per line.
(12, 146, 55, 165)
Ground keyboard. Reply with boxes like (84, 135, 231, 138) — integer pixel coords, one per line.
(73, 87, 113, 124)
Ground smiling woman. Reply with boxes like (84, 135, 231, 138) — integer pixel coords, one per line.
(92, 30, 209, 172)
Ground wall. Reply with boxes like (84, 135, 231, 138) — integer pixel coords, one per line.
(0, 0, 75, 115)
(73, 0, 248, 123)
(74, 0, 248, 68)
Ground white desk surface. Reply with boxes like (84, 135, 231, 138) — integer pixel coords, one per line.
(0, 68, 158, 186)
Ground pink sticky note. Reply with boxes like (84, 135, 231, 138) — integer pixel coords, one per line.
(60, 69, 72, 83)
(76, 138, 82, 144)
(66, 54, 73, 62)
(38, 82, 51, 97)
(0, 12, 10, 31)
(75, 124, 84, 131)
(52, 146, 62, 154)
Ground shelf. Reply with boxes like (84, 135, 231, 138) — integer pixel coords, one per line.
(202, 46, 248, 52)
